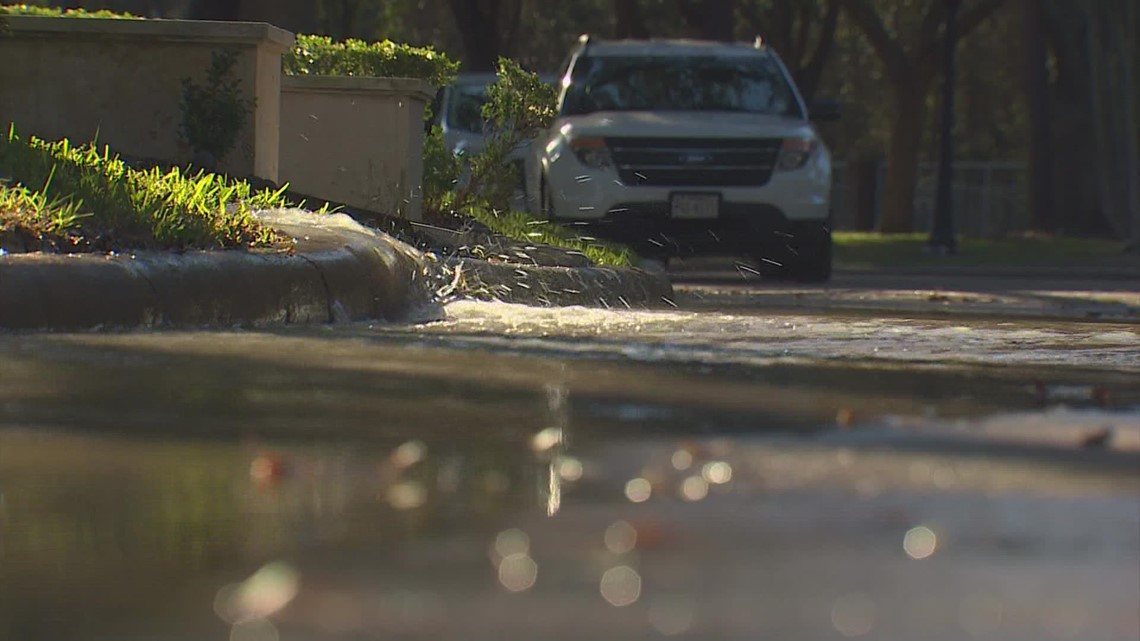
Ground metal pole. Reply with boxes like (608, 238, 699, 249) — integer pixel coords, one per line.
(929, 0, 959, 254)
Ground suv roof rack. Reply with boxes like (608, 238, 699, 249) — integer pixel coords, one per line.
(577, 33, 592, 53)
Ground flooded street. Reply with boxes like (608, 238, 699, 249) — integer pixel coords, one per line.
(1, 300, 1138, 640)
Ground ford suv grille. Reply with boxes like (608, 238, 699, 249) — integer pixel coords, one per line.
(607, 137, 782, 187)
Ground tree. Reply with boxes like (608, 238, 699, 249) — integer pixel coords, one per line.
(1084, 0, 1139, 249)
(738, 0, 840, 102)
(446, 0, 525, 72)
(839, 0, 1005, 232)
(1023, 0, 1053, 232)
(678, 0, 735, 41)
(613, 0, 649, 38)
(187, 0, 238, 20)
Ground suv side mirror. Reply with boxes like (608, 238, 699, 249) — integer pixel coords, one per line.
(809, 98, 841, 122)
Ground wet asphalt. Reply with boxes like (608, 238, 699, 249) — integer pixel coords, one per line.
(0, 276, 1137, 641)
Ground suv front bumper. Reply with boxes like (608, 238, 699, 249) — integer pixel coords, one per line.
(561, 204, 830, 258)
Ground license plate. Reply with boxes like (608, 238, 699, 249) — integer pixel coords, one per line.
(670, 194, 719, 219)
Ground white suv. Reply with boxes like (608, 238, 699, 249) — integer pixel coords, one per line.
(527, 36, 837, 281)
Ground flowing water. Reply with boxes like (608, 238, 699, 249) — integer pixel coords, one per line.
(1, 301, 1137, 640)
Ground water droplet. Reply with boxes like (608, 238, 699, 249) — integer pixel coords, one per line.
(493, 528, 530, 560)
(680, 475, 708, 501)
(904, 525, 938, 560)
(557, 456, 583, 482)
(391, 440, 427, 468)
(625, 478, 652, 503)
(671, 449, 693, 471)
(387, 481, 427, 510)
(701, 461, 733, 484)
(600, 566, 641, 607)
(497, 553, 538, 593)
(604, 520, 638, 554)
(531, 427, 563, 452)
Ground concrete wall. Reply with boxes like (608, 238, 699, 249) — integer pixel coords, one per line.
(280, 76, 434, 221)
(0, 16, 292, 181)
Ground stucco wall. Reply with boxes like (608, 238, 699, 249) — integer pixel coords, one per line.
(280, 76, 434, 221)
(0, 16, 292, 181)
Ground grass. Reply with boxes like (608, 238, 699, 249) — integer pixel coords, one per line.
(833, 232, 1135, 270)
(0, 127, 291, 253)
(461, 203, 634, 267)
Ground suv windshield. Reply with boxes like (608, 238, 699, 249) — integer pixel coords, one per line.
(561, 54, 800, 118)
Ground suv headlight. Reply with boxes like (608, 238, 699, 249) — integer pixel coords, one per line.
(776, 138, 817, 171)
(569, 136, 613, 169)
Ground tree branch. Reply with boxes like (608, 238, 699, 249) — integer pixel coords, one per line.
(502, 0, 523, 57)
(613, 0, 649, 38)
(839, 0, 909, 82)
(677, 0, 705, 35)
(918, 0, 1007, 67)
(800, 0, 841, 101)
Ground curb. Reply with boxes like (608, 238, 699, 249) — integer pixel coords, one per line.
(0, 245, 436, 331)
(0, 209, 441, 331)
(0, 209, 676, 330)
(835, 265, 1140, 280)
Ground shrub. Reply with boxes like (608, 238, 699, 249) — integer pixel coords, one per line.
(445, 57, 557, 213)
(422, 124, 461, 208)
(0, 4, 137, 18)
(179, 49, 255, 168)
(284, 34, 458, 87)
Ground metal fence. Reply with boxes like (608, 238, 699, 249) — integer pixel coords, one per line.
(831, 160, 1029, 237)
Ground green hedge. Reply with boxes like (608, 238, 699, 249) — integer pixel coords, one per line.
(0, 4, 137, 18)
(284, 34, 458, 87)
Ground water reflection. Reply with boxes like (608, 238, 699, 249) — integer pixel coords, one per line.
(0, 331, 1137, 640)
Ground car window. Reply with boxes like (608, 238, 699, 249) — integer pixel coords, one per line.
(561, 54, 800, 118)
(447, 84, 491, 134)
(428, 88, 444, 128)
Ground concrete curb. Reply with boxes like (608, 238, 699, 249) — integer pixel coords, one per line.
(835, 265, 1140, 280)
(0, 209, 675, 330)
(0, 210, 441, 331)
(0, 245, 436, 331)
(444, 257, 675, 308)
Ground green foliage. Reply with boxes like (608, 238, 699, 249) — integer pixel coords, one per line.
(0, 4, 138, 18)
(449, 57, 557, 212)
(0, 126, 289, 251)
(422, 124, 461, 206)
(464, 203, 633, 267)
(179, 49, 255, 166)
(284, 34, 458, 86)
(422, 59, 626, 265)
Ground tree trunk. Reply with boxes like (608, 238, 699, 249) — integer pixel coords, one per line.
(1024, 0, 1054, 232)
(188, 0, 239, 20)
(613, 0, 649, 38)
(796, 0, 841, 103)
(1046, 0, 1111, 236)
(879, 80, 929, 232)
(1086, 0, 1139, 247)
(448, 0, 501, 72)
(702, 0, 734, 41)
(237, 0, 316, 34)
